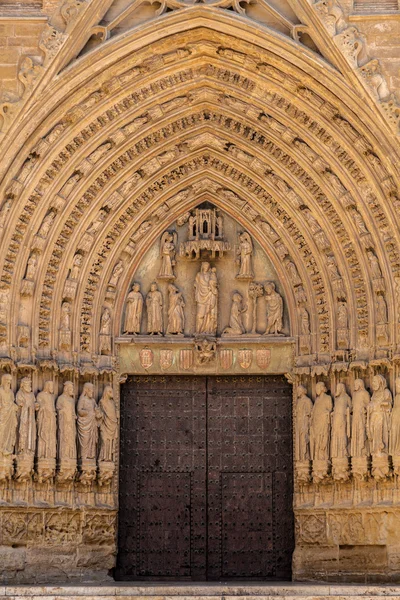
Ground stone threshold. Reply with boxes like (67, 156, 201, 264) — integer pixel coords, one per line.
(4, 584, 400, 597)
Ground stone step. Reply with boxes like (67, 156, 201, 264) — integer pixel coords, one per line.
(3, 585, 400, 600)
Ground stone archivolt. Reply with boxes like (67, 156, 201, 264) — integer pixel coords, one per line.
(0, 16, 399, 583)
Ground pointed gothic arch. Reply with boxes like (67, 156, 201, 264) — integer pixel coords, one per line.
(0, 12, 400, 583)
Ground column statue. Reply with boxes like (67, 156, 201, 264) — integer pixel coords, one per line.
(56, 380, 77, 482)
(331, 382, 352, 481)
(295, 385, 313, 482)
(390, 377, 400, 475)
(368, 374, 392, 480)
(77, 382, 101, 484)
(98, 385, 118, 485)
(0, 374, 18, 481)
(35, 380, 57, 482)
(310, 381, 332, 482)
(15, 377, 36, 480)
(351, 378, 370, 480)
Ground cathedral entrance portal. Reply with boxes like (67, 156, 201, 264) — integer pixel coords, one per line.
(116, 375, 294, 581)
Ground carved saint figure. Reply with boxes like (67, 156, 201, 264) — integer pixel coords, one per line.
(236, 232, 254, 279)
(56, 381, 77, 460)
(25, 253, 38, 281)
(390, 377, 400, 463)
(331, 383, 352, 460)
(299, 306, 310, 335)
(337, 302, 348, 329)
(158, 231, 177, 280)
(310, 381, 332, 462)
(124, 283, 143, 334)
(295, 385, 313, 461)
(60, 301, 71, 331)
(263, 282, 283, 335)
(0, 374, 18, 456)
(166, 284, 185, 335)
(35, 380, 56, 460)
(98, 385, 118, 463)
(99, 307, 112, 354)
(368, 374, 392, 457)
(77, 383, 101, 461)
(109, 260, 124, 287)
(146, 282, 163, 335)
(16, 377, 36, 455)
(194, 262, 218, 335)
(367, 250, 382, 279)
(70, 254, 83, 280)
(351, 379, 370, 458)
(376, 294, 388, 324)
(223, 292, 246, 336)
(37, 211, 55, 239)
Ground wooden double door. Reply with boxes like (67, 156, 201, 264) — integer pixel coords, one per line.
(116, 375, 294, 580)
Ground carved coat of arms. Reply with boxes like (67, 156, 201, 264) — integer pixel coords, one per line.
(179, 349, 193, 371)
(238, 349, 252, 369)
(139, 348, 153, 369)
(160, 349, 173, 370)
(256, 348, 271, 370)
(219, 349, 233, 370)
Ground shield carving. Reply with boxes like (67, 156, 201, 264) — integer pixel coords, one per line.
(219, 349, 233, 370)
(160, 349, 173, 371)
(238, 349, 252, 369)
(139, 348, 153, 370)
(256, 348, 271, 370)
(179, 349, 193, 371)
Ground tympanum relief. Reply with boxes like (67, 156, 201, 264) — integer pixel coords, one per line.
(121, 205, 289, 342)
(119, 205, 291, 374)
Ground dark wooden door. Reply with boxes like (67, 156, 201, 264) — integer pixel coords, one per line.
(116, 375, 294, 581)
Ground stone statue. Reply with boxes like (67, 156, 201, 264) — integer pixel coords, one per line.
(194, 262, 218, 335)
(299, 307, 310, 335)
(331, 383, 352, 481)
(60, 301, 71, 330)
(70, 254, 83, 280)
(99, 307, 112, 354)
(367, 250, 382, 279)
(337, 302, 348, 329)
(263, 282, 283, 335)
(351, 379, 370, 460)
(98, 385, 118, 463)
(37, 211, 55, 239)
(223, 292, 246, 336)
(236, 232, 253, 279)
(295, 384, 313, 464)
(59, 301, 71, 350)
(390, 377, 400, 475)
(16, 377, 36, 456)
(286, 261, 301, 286)
(310, 381, 332, 482)
(146, 282, 163, 335)
(368, 374, 392, 480)
(158, 231, 177, 280)
(86, 209, 107, 235)
(109, 260, 124, 288)
(77, 383, 101, 461)
(56, 381, 77, 462)
(25, 253, 38, 281)
(35, 380, 56, 460)
(0, 374, 18, 458)
(166, 284, 185, 335)
(124, 283, 143, 334)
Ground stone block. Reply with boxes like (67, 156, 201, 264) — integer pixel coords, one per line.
(0, 547, 26, 572)
(292, 545, 339, 579)
(76, 546, 115, 570)
(338, 544, 388, 572)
